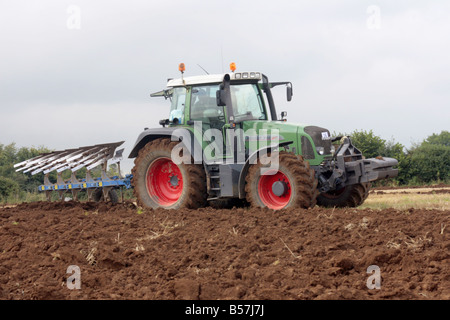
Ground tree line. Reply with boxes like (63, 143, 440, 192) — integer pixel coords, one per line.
(1, 130, 449, 201)
(0, 144, 51, 201)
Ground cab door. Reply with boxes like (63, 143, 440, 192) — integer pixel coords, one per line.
(189, 84, 226, 163)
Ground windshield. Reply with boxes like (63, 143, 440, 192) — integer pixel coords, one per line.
(230, 84, 267, 120)
(187, 83, 267, 124)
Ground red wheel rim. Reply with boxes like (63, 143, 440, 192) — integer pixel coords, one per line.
(146, 158, 183, 207)
(258, 170, 292, 210)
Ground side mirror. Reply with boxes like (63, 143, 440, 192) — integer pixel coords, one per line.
(216, 74, 231, 107)
(159, 119, 169, 127)
(286, 83, 293, 102)
(216, 89, 226, 106)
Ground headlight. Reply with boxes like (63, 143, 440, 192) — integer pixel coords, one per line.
(316, 147, 324, 155)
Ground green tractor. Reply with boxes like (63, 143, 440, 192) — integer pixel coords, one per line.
(129, 63, 398, 210)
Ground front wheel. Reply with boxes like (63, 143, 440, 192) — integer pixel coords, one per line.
(316, 183, 370, 208)
(131, 138, 207, 209)
(245, 152, 318, 210)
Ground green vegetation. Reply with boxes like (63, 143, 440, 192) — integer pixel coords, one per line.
(0, 144, 51, 203)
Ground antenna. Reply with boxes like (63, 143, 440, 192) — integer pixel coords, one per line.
(221, 46, 224, 73)
(197, 64, 209, 75)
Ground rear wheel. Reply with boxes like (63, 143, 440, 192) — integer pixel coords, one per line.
(316, 183, 370, 208)
(245, 152, 318, 210)
(132, 138, 207, 209)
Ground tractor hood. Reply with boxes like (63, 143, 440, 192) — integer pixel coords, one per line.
(241, 120, 332, 165)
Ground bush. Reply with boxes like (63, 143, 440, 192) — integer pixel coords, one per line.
(0, 176, 20, 201)
(408, 143, 450, 184)
(348, 129, 387, 159)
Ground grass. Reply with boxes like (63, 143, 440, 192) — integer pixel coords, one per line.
(1, 192, 46, 205)
(360, 187, 450, 211)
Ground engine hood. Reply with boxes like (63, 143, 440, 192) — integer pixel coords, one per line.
(241, 120, 332, 164)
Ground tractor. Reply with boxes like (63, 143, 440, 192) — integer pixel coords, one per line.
(128, 63, 398, 210)
(15, 63, 398, 209)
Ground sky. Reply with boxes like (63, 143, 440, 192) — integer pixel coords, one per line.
(1, 0, 449, 174)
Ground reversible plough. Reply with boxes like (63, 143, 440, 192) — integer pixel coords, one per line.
(14, 141, 132, 202)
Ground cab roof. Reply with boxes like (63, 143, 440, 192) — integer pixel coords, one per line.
(166, 72, 262, 87)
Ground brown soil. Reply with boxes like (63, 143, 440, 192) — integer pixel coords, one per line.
(0, 201, 448, 300)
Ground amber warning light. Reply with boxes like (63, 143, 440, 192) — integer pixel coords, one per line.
(230, 62, 236, 72)
(179, 63, 185, 73)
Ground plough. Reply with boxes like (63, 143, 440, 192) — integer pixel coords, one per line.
(14, 141, 132, 202)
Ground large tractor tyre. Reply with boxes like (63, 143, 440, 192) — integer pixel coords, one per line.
(316, 183, 370, 208)
(93, 188, 119, 203)
(245, 151, 319, 210)
(131, 138, 207, 210)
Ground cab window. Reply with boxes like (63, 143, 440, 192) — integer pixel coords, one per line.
(230, 84, 267, 120)
(169, 87, 186, 124)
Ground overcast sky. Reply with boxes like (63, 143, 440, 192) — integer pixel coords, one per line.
(1, 0, 449, 173)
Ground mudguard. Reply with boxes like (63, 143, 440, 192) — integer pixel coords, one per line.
(128, 127, 203, 164)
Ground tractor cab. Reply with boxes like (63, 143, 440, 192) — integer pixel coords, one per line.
(151, 64, 297, 164)
(152, 64, 292, 130)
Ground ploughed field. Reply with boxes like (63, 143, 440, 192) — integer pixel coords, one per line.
(0, 186, 449, 300)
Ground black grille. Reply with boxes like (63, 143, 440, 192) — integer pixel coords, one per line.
(301, 136, 315, 159)
(304, 126, 332, 155)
